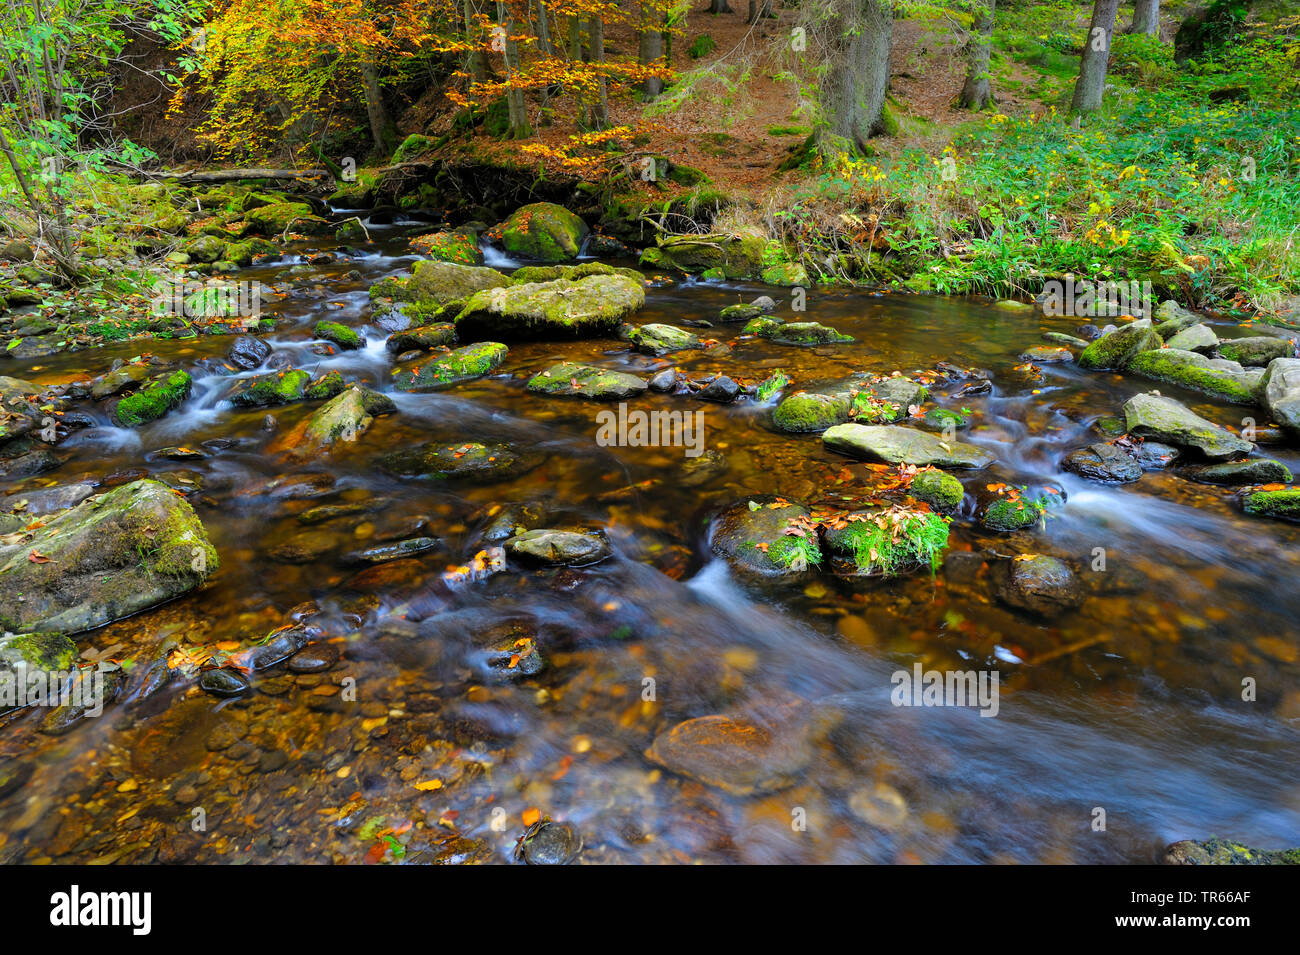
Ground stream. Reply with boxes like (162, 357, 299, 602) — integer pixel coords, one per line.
(2, 216, 1297, 864)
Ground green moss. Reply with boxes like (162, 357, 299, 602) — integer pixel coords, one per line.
(1127, 349, 1258, 404)
(755, 369, 791, 402)
(923, 408, 970, 431)
(229, 369, 311, 407)
(500, 202, 588, 262)
(4, 632, 77, 670)
(909, 470, 965, 513)
(411, 231, 482, 265)
(1242, 487, 1300, 521)
(772, 392, 850, 432)
(392, 134, 435, 164)
(509, 262, 641, 284)
(314, 321, 363, 350)
(305, 370, 346, 400)
(113, 369, 192, 426)
(827, 508, 950, 576)
(767, 533, 823, 570)
(392, 342, 508, 391)
(688, 34, 716, 58)
(982, 497, 1045, 532)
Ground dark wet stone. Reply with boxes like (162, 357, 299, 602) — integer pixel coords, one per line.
(198, 667, 251, 696)
(678, 449, 728, 487)
(996, 555, 1084, 616)
(268, 529, 337, 563)
(506, 528, 610, 565)
(710, 495, 814, 577)
(696, 375, 741, 402)
(0, 449, 61, 479)
(1130, 441, 1180, 469)
(1076, 324, 1102, 340)
(479, 631, 545, 679)
(248, 626, 313, 669)
(0, 483, 94, 516)
(380, 441, 536, 484)
(38, 668, 126, 735)
(515, 820, 582, 865)
(287, 643, 340, 672)
(1185, 458, 1292, 486)
(1062, 443, 1142, 484)
(342, 536, 440, 565)
(480, 502, 547, 543)
(648, 368, 678, 392)
(227, 336, 272, 370)
(0, 760, 33, 800)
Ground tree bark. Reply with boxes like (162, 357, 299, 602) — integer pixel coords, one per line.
(746, 0, 774, 23)
(640, 0, 665, 99)
(1125, 0, 1159, 36)
(958, 0, 996, 110)
(498, 3, 532, 138)
(464, 0, 487, 84)
(707, 0, 733, 12)
(359, 58, 394, 154)
(588, 15, 609, 129)
(817, 0, 893, 152)
(1070, 0, 1120, 115)
(534, 0, 556, 110)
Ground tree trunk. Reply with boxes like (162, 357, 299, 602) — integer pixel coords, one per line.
(464, 0, 487, 84)
(746, 0, 774, 23)
(958, 0, 996, 110)
(534, 1, 556, 110)
(1125, 0, 1159, 36)
(640, 1, 665, 99)
(817, 0, 893, 152)
(359, 58, 394, 154)
(498, 3, 531, 138)
(1070, 0, 1120, 115)
(707, 0, 733, 12)
(588, 16, 609, 129)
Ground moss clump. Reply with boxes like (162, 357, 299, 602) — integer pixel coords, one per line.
(826, 507, 950, 576)
(1, 632, 77, 670)
(923, 408, 970, 431)
(411, 231, 483, 265)
(243, 201, 323, 235)
(766, 533, 823, 570)
(981, 497, 1045, 532)
(455, 275, 644, 338)
(392, 134, 434, 163)
(721, 303, 764, 322)
(750, 320, 853, 345)
(229, 369, 311, 407)
(314, 321, 363, 350)
(223, 237, 278, 266)
(527, 361, 646, 399)
(772, 392, 850, 432)
(687, 34, 716, 58)
(909, 469, 964, 513)
(1077, 321, 1161, 370)
(1241, 487, 1300, 522)
(392, 342, 508, 392)
(755, 369, 791, 402)
(113, 369, 192, 426)
(305, 370, 346, 400)
(508, 262, 641, 284)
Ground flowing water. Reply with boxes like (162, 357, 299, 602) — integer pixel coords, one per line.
(2, 219, 1297, 864)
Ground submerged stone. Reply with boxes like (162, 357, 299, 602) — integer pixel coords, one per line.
(527, 361, 646, 400)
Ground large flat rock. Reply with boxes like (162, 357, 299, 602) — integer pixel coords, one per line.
(823, 424, 995, 469)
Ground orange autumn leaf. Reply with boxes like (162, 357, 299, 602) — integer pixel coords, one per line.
(522, 807, 541, 826)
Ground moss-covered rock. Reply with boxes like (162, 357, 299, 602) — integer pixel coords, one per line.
(628, 323, 700, 356)
(385, 323, 457, 354)
(371, 260, 509, 316)
(243, 201, 326, 236)
(823, 506, 950, 576)
(410, 230, 483, 265)
(710, 496, 818, 577)
(0, 631, 77, 672)
(1214, 336, 1294, 367)
(1241, 487, 1300, 522)
(228, 369, 311, 407)
(455, 274, 645, 339)
(745, 318, 852, 346)
(392, 134, 435, 164)
(304, 370, 346, 400)
(285, 385, 396, 457)
(1122, 392, 1252, 460)
(1127, 348, 1262, 404)
(380, 441, 537, 483)
(181, 234, 228, 264)
(392, 342, 507, 391)
(824, 424, 995, 469)
(223, 237, 278, 266)
(508, 262, 642, 284)
(112, 369, 192, 426)
(314, 321, 363, 350)
(527, 361, 647, 400)
(0, 479, 218, 634)
(1165, 838, 1300, 866)
(1078, 319, 1162, 370)
(499, 202, 589, 262)
(908, 469, 964, 512)
(1187, 458, 1292, 485)
(980, 497, 1044, 532)
(772, 392, 850, 433)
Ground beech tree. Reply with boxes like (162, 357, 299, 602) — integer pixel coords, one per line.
(1070, 0, 1119, 116)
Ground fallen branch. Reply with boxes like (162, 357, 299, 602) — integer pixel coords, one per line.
(148, 168, 332, 184)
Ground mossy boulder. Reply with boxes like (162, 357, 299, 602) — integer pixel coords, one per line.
(454, 274, 645, 339)
(772, 392, 850, 433)
(981, 497, 1043, 532)
(508, 262, 642, 284)
(371, 260, 509, 314)
(648, 233, 768, 279)
(392, 342, 507, 392)
(628, 323, 700, 356)
(1127, 348, 1262, 405)
(0, 479, 218, 634)
(304, 371, 347, 400)
(1078, 319, 1161, 370)
(112, 369, 192, 426)
(527, 361, 647, 400)
(1215, 337, 1294, 367)
(745, 318, 852, 345)
(1165, 837, 1300, 866)
(181, 234, 228, 264)
(1241, 487, 1300, 522)
(224, 237, 278, 266)
(385, 323, 457, 354)
(228, 369, 311, 407)
(392, 134, 435, 164)
(908, 469, 964, 512)
(761, 260, 810, 286)
(410, 230, 483, 265)
(1122, 392, 1252, 460)
(380, 441, 537, 484)
(824, 424, 995, 469)
(500, 202, 589, 262)
(281, 385, 396, 457)
(0, 632, 77, 675)
(314, 321, 363, 351)
(1153, 300, 1202, 339)
(1186, 458, 1292, 485)
(709, 496, 819, 577)
(822, 507, 951, 577)
(243, 201, 326, 236)
(1165, 323, 1219, 353)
